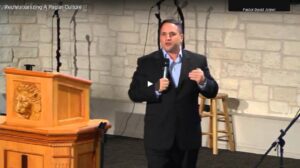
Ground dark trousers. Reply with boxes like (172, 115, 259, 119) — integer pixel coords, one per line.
(145, 139, 199, 168)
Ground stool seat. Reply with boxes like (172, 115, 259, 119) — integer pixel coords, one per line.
(199, 93, 235, 155)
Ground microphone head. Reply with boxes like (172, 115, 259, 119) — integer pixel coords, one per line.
(163, 58, 169, 66)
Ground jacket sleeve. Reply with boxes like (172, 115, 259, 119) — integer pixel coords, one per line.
(199, 57, 219, 98)
(128, 58, 159, 103)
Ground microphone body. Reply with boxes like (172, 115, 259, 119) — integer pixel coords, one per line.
(163, 58, 169, 78)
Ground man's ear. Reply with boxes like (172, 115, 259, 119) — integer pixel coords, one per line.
(180, 33, 184, 42)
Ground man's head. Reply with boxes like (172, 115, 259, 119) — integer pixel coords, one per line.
(159, 19, 183, 54)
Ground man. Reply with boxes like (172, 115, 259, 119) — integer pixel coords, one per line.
(128, 19, 218, 168)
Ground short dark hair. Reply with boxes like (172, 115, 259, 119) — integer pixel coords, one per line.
(159, 19, 183, 34)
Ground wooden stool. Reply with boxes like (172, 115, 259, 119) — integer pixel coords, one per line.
(199, 93, 235, 155)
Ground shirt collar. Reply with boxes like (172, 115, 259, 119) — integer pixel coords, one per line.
(162, 48, 183, 63)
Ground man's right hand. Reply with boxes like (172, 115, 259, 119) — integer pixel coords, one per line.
(155, 78, 170, 92)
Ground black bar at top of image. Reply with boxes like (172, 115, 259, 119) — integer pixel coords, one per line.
(228, 0, 290, 11)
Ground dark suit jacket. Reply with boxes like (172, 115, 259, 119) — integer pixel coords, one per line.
(128, 49, 218, 150)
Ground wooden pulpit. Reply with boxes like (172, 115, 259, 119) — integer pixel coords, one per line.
(0, 68, 109, 168)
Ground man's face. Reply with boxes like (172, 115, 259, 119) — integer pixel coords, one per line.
(159, 23, 183, 53)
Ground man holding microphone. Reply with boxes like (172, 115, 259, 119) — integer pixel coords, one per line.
(128, 19, 218, 168)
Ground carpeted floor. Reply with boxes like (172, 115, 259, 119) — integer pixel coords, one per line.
(103, 135, 300, 168)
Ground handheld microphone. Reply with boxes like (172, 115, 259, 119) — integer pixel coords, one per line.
(163, 58, 169, 78)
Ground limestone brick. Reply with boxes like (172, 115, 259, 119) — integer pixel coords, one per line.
(90, 57, 111, 71)
(126, 44, 144, 56)
(0, 48, 13, 63)
(185, 19, 196, 28)
(247, 24, 300, 40)
(124, 0, 152, 10)
(0, 76, 5, 93)
(195, 1, 226, 12)
(243, 101, 269, 115)
(39, 44, 51, 57)
(125, 56, 138, 67)
(139, 24, 157, 46)
(91, 84, 114, 99)
(238, 80, 253, 99)
(283, 41, 300, 56)
(40, 56, 53, 69)
(21, 25, 40, 42)
(117, 44, 127, 57)
(198, 13, 238, 29)
(283, 57, 300, 71)
(272, 87, 297, 103)
(108, 16, 134, 31)
(283, 14, 300, 24)
(98, 38, 116, 56)
(13, 47, 38, 58)
(206, 59, 221, 79)
(76, 70, 90, 80)
(60, 42, 71, 56)
(247, 40, 281, 51)
(88, 15, 108, 24)
(112, 57, 124, 67)
(185, 28, 197, 41)
(124, 67, 136, 78)
(262, 70, 300, 87)
(262, 52, 281, 69)
(0, 35, 19, 47)
(243, 51, 262, 63)
(240, 13, 283, 23)
(220, 78, 238, 90)
(0, 25, 20, 35)
(114, 86, 130, 100)
(225, 62, 261, 78)
(76, 42, 96, 56)
(93, 24, 110, 37)
(76, 23, 92, 41)
(117, 32, 139, 44)
(60, 29, 71, 41)
(254, 85, 269, 101)
(197, 42, 205, 55)
(0, 11, 8, 23)
(19, 42, 38, 47)
(197, 29, 223, 42)
(270, 101, 289, 114)
(9, 15, 36, 23)
(134, 11, 156, 24)
(39, 28, 51, 43)
(98, 75, 131, 87)
(111, 67, 124, 77)
(209, 48, 242, 60)
(224, 31, 246, 49)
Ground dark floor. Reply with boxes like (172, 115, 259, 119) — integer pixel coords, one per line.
(103, 135, 300, 168)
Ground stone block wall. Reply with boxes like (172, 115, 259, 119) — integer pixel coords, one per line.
(0, 0, 299, 118)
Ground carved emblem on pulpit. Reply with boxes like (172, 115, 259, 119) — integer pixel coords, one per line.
(14, 82, 41, 120)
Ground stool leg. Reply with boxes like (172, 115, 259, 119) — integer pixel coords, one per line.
(222, 97, 235, 151)
(211, 99, 218, 155)
(199, 97, 205, 116)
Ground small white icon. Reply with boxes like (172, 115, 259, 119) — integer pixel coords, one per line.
(147, 81, 153, 87)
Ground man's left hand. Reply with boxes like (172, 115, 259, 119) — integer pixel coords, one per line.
(188, 68, 206, 84)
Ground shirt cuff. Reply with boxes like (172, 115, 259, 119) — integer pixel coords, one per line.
(155, 90, 162, 98)
(198, 78, 207, 90)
